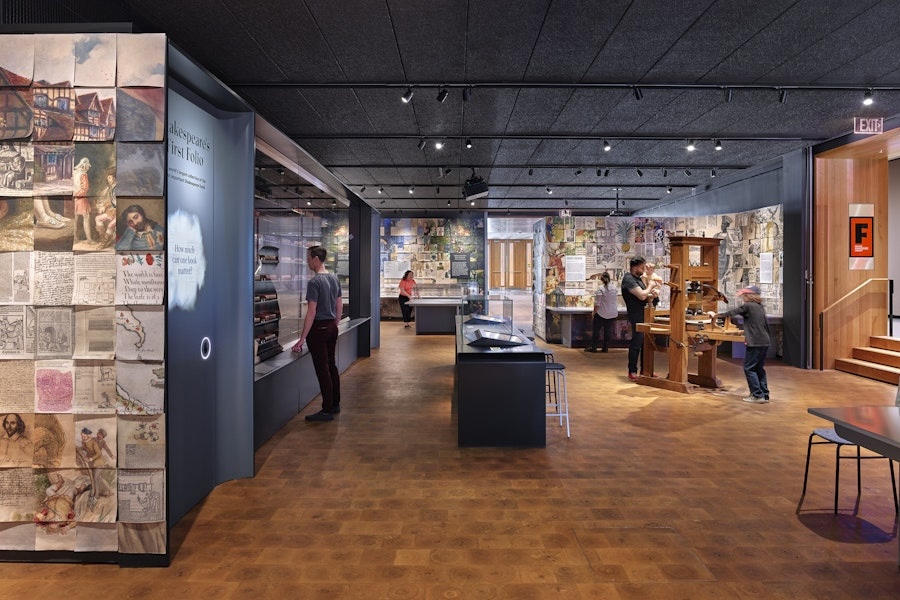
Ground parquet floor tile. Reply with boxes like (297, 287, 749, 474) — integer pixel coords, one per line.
(2, 322, 900, 598)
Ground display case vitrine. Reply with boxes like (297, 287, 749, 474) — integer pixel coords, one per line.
(254, 245, 283, 362)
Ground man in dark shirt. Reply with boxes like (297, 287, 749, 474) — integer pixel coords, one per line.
(621, 256, 660, 381)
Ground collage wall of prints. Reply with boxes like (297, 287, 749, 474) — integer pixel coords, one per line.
(380, 216, 485, 291)
(532, 207, 784, 338)
(0, 33, 168, 556)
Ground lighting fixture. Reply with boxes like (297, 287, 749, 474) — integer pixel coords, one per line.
(378, 186, 384, 194)
(277, 168, 285, 175)
(507, 209, 511, 215)
(714, 139, 722, 151)
(603, 169, 610, 177)
(575, 169, 582, 176)
(443, 167, 453, 176)
(408, 185, 415, 194)
(636, 169, 643, 177)
(633, 86, 643, 101)
(662, 169, 668, 177)
(434, 139, 444, 150)
(379, 199, 385, 205)
(603, 140, 611, 152)
(307, 200, 312, 206)
(685, 140, 695, 152)
(436, 88, 448, 103)
(546, 185, 553, 195)
(331, 199, 337, 207)
(360, 186, 366, 193)
(711, 169, 717, 178)
(401, 87, 414, 103)
(462, 86, 472, 102)
(447, 199, 451, 206)
(684, 169, 692, 176)
(667, 186, 672, 194)
(528, 167, 534, 176)
(863, 90, 874, 105)
(778, 88, 787, 103)
(465, 138, 472, 149)
(417, 138, 426, 150)
(435, 186, 440, 194)
(564, 200, 569, 206)
(470, 200, 475, 206)
(596, 168, 602, 177)
(724, 87, 733, 103)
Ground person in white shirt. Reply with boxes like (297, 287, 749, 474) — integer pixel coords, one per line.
(586, 271, 618, 353)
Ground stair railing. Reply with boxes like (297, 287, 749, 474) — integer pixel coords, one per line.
(819, 278, 894, 370)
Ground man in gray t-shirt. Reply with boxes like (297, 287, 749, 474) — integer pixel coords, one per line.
(292, 245, 343, 421)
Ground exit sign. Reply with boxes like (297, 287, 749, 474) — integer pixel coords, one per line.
(854, 117, 883, 134)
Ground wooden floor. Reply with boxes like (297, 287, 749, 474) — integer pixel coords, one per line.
(3, 323, 900, 598)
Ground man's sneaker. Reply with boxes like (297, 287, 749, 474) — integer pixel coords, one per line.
(628, 372, 639, 382)
(742, 395, 768, 404)
(331, 406, 341, 414)
(305, 410, 334, 422)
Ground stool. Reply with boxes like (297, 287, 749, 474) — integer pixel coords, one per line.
(545, 362, 570, 438)
(797, 427, 899, 514)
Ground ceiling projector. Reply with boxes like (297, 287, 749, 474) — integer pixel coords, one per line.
(463, 172, 489, 201)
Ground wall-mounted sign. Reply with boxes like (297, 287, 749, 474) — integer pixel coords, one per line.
(848, 204, 874, 270)
(853, 117, 883, 134)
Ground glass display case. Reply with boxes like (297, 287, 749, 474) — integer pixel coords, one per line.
(461, 294, 514, 334)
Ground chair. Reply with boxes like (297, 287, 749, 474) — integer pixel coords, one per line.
(797, 427, 899, 514)
(545, 362, 570, 438)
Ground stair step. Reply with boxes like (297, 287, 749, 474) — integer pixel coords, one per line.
(852, 346, 900, 369)
(871, 336, 900, 353)
(834, 357, 900, 385)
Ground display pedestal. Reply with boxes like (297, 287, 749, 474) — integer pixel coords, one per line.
(454, 317, 546, 447)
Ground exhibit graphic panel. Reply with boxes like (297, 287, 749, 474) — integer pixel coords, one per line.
(0, 32, 168, 563)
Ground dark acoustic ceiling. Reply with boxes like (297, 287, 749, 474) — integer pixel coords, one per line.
(28, 1, 900, 213)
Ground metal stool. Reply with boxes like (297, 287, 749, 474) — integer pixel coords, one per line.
(545, 362, 570, 438)
(797, 427, 899, 514)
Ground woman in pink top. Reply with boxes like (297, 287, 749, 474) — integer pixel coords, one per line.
(398, 270, 418, 328)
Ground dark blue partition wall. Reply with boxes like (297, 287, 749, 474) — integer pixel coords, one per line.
(166, 55, 255, 526)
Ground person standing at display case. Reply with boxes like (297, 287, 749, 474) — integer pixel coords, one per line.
(709, 285, 770, 403)
(293, 245, 343, 422)
(622, 256, 660, 381)
(586, 271, 617, 353)
(398, 270, 419, 328)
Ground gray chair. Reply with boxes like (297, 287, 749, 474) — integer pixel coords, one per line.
(797, 427, 898, 514)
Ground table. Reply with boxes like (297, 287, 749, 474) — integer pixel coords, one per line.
(808, 405, 900, 566)
(407, 298, 462, 334)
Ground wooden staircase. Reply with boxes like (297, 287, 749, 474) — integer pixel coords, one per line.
(835, 336, 900, 384)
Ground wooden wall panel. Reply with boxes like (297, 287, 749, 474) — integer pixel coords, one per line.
(813, 156, 890, 368)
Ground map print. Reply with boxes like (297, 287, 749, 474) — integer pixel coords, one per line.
(115, 306, 163, 361)
(115, 360, 164, 415)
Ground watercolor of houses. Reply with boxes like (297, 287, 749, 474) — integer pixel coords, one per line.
(32, 84, 76, 141)
(74, 90, 116, 141)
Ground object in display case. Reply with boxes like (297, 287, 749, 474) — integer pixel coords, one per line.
(253, 245, 283, 363)
(466, 329, 528, 348)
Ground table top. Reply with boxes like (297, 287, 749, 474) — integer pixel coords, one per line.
(808, 406, 900, 450)
(545, 306, 594, 313)
(407, 298, 462, 306)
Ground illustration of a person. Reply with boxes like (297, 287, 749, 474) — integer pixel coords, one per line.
(39, 326, 57, 352)
(34, 197, 70, 229)
(94, 169, 117, 248)
(0, 413, 33, 466)
(34, 472, 91, 533)
(118, 204, 165, 250)
(77, 427, 113, 504)
(1, 154, 25, 189)
(73, 157, 94, 243)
